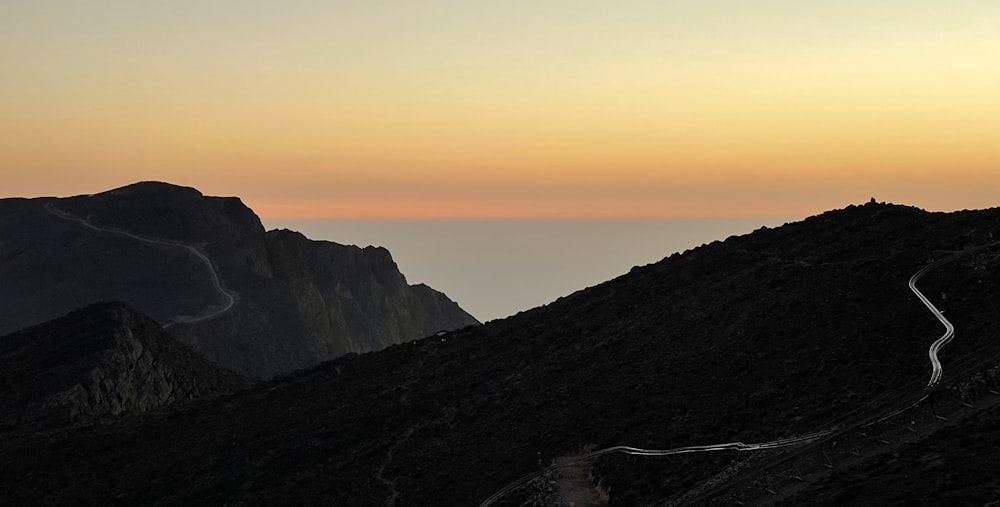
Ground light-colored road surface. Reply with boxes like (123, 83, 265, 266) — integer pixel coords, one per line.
(481, 243, 998, 507)
(909, 242, 999, 388)
(909, 254, 959, 388)
(860, 244, 997, 427)
(44, 201, 236, 327)
(478, 433, 831, 507)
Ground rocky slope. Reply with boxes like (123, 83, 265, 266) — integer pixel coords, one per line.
(775, 401, 1000, 506)
(0, 182, 479, 379)
(0, 302, 249, 431)
(1, 201, 999, 505)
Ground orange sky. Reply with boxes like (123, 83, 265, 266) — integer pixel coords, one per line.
(2, 1, 999, 218)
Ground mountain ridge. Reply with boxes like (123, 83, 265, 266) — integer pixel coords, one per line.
(2, 200, 1000, 504)
(0, 182, 479, 379)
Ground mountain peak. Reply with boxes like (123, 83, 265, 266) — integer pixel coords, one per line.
(98, 181, 204, 198)
(60, 181, 264, 243)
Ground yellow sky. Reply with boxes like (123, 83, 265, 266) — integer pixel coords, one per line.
(2, 1, 999, 218)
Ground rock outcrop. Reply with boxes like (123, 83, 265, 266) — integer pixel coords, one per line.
(0, 302, 249, 430)
(0, 182, 479, 379)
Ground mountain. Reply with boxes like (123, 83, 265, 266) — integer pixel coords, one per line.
(0, 182, 479, 379)
(0, 302, 249, 431)
(1, 201, 1000, 505)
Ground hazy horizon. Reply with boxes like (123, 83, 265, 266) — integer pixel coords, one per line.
(264, 216, 795, 321)
(5, 2, 1000, 218)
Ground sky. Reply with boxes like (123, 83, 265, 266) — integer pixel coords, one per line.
(2, 1, 1000, 218)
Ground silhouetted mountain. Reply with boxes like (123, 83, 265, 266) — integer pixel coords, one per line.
(61, 181, 266, 243)
(0, 302, 249, 431)
(2, 201, 1000, 505)
(0, 182, 479, 379)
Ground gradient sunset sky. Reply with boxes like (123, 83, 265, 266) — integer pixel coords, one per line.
(3, 1, 999, 218)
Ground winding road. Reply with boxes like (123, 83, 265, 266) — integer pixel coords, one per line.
(908, 244, 998, 388)
(479, 432, 831, 507)
(44, 201, 236, 327)
(910, 253, 960, 389)
(38, 198, 999, 504)
(481, 242, 998, 506)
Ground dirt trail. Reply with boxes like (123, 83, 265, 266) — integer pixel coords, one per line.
(554, 455, 608, 507)
(44, 201, 236, 326)
(376, 428, 415, 507)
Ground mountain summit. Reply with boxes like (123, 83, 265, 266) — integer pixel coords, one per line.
(0, 182, 479, 379)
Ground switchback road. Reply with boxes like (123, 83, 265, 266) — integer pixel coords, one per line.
(910, 253, 960, 388)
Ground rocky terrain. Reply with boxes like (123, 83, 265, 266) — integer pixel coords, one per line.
(0, 302, 249, 431)
(0, 182, 479, 379)
(2, 201, 1000, 505)
(769, 400, 1000, 506)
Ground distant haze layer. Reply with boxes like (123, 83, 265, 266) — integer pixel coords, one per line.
(4, 2, 1000, 217)
(265, 217, 792, 321)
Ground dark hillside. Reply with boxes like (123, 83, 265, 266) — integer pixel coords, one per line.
(1, 202, 999, 505)
(0, 302, 249, 431)
(773, 400, 1000, 506)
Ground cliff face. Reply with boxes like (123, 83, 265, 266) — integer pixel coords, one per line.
(262, 229, 469, 351)
(0, 182, 479, 379)
(165, 227, 480, 379)
(0, 302, 249, 430)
